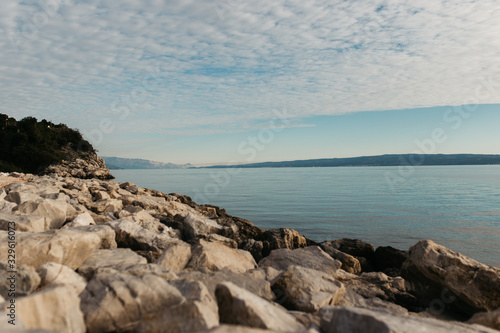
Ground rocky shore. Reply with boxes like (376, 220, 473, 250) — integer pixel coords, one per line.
(0, 171, 499, 333)
(43, 150, 114, 180)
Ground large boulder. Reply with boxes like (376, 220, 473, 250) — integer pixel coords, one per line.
(136, 300, 219, 333)
(258, 246, 341, 276)
(124, 195, 170, 211)
(177, 267, 275, 301)
(63, 212, 95, 228)
(322, 239, 375, 271)
(244, 228, 308, 261)
(0, 262, 40, 298)
(319, 306, 498, 333)
(339, 272, 419, 311)
(135, 280, 219, 332)
(239, 239, 265, 261)
(14, 286, 86, 333)
(374, 246, 407, 273)
(0, 198, 17, 213)
(206, 234, 238, 248)
(93, 190, 110, 201)
(91, 199, 123, 215)
(0, 213, 47, 233)
(4, 181, 59, 200)
(0, 228, 103, 270)
(38, 262, 87, 294)
(68, 225, 117, 249)
(162, 200, 209, 218)
(468, 308, 500, 331)
(154, 241, 192, 272)
(212, 215, 264, 245)
(338, 289, 410, 316)
(324, 239, 375, 258)
(402, 240, 500, 316)
(249, 266, 283, 285)
(272, 265, 346, 312)
(80, 269, 185, 332)
(106, 219, 178, 252)
(116, 205, 144, 218)
(187, 240, 257, 273)
(182, 212, 223, 239)
(4, 190, 41, 205)
(119, 210, 179, 239)
(320, 242, 362, 274)
(119, 182, 143, 195)
(215, 282, 304, 332)
(77, 248, 147, 280)
(12, 199, 70, 230)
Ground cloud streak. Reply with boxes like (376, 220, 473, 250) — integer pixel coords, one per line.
(0, 0, 499, 139)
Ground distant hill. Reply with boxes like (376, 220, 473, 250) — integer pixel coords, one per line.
(203, 154, 500, 169)
(103, 156, 192, 170)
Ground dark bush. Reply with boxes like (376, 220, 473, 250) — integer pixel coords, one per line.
(0, 113, 94, 173)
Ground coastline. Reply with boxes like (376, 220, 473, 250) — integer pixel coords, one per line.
(0, 171, 499, 333)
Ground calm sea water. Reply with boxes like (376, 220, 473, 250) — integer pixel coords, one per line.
(112, 165, 500, 268)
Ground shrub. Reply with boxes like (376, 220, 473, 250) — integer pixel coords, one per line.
(0, 113, 94, 173)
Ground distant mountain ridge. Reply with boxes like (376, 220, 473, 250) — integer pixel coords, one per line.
(203, 154, 500, 169)
(103, 156, 192, 170)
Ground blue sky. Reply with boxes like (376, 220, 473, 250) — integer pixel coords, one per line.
(1, 0, 500, 165)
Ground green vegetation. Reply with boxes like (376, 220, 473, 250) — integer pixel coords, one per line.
(0, 114, 93, 173)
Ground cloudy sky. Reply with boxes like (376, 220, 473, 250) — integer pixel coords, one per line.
(1, 0, 500, 165)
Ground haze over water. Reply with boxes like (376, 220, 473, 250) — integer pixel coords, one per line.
(112, 165, 500, 268)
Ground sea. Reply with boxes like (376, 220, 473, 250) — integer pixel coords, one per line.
(111, 165, 500, 268)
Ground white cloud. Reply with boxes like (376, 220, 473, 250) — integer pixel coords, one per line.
(0, 0, 499, 140)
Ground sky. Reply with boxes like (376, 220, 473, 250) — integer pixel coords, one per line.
(1, 0, 499, 165)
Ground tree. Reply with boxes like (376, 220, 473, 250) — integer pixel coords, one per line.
(0, 114, 95, 173)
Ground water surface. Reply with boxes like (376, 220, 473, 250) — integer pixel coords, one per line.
(112, 165, 500, 267)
